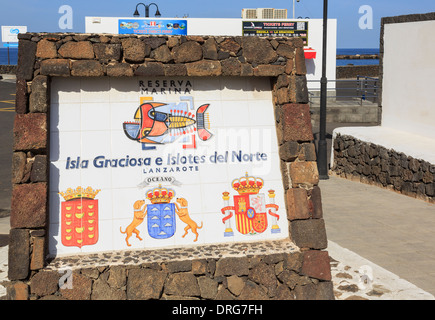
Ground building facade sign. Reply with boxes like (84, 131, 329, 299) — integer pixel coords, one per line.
(49, 77, 288, 256)
(118, 19, 187, 35)
(242, 21, 308, 45)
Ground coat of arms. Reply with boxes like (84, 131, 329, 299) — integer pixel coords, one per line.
(120, 185, 203, 246)
(221, 173, 280, 236)
(59, 186, 100, 248)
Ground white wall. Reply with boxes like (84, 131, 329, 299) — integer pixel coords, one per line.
(85, 17, 337, 90)
(382, 20, 435, 139)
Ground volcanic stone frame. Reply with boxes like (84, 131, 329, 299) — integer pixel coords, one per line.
(7, 33, 333, 300)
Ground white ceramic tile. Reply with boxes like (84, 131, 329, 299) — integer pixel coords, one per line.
(110, 102, 140, 133)
(201, 212, 235, 245)
(111, 165, 144, 189)
(51, 77, 81, 104)
(80, 78, 110, 103)
(220, 100, 250, 127)
(80, 161, 112, 191)
(80, 130, 112, 160)
(109, 77, 140, 103)
(200, 182, 229, 215)
(248, 100, 276, 127)
(111, 187, 144, 220)
(220, 77, 247, 101)
(245, 77, 273, 100)
(192, 77, 222, 101)
(50, 131, 81, 162)
(50, 103, 81, 133)
(81, 103, 111, 132)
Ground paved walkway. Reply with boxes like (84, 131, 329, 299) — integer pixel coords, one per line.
(321, 175, 435, 299)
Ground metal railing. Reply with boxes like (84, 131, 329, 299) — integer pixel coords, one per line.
(308, 76, 379, 105)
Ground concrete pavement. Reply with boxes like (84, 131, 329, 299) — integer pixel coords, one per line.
(321, 175, 435, 299)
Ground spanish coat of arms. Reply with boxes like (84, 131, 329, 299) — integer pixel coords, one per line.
(221, 173, 280, 236)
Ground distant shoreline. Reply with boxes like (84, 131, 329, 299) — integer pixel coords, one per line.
(337, 54, 379, 60)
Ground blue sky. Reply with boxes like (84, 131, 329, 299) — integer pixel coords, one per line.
(0, 0, 434, 48)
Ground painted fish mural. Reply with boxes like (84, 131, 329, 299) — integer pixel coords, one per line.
(123, 97, 212, 150)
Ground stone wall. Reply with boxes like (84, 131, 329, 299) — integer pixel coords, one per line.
(6, 32, 332, 300)
(0, 65, 17, 74)
(336, 65, 379, 79)
(331, 134, 435, 203)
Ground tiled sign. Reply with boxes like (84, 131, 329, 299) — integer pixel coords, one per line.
(48, 77, 288, 256)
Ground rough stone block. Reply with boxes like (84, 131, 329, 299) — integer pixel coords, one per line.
(134, 62, 165, 76)
(106, 62, 134, 77)
(286, 188, 310, 221)
(40, 59, 70, 76)
(172, 41, 203, 63)
(301, 250, 332, 281)
(289, 161, 319, 187)
(8, 282, 29, 300)
(36, 39, 57, 59)
(61, 273, 93, 300)
(290, 219, 328, 250)
(122, 38, 148, 63)
(254, 64, 285, 77)
(295, 76, 309, 103)
(58, 41, 94, 59)
(126, 268, 167, 300)
(93, 43, 121, 61)
(276, 43, 295, 59)
(282, 103, 314, 142)
(30, 236, 45, 270)
(150, 44, 173, 63)
(8, 228, 30, 280)
(242, 37, 277, 64)
(215, 257, 249, 276)
(11, 182, 47, 229)
(202, 38, 218, 60)
(15, 77, 28, 114)
(17, 40, 36, 80)
(71, 60, 104, 77)
(11, 152, 26, 184)
(13, 113, 47, 151)
(279, 141, 300, 162)
(29, 75, 49, 113)
(309, 186, 323, 219)
(164, 273, 200, 297)
(295, 47, 307, 75)
(186, 60, 222, 76)
(29, 270, 60, 297)
(221, 57, 241, 76)
(164, 64, 187, 76)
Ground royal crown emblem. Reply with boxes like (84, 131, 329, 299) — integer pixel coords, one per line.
(146, 185, 175, 204)
(221, 173, 280, 237)
(231, 173, 264, 195)
(59, 186, 100, 201)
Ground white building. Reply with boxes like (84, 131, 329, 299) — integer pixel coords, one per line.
(85, 16, 336, 91)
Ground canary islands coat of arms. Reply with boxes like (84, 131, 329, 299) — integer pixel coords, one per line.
(59, 186, 100, 248)
(221, 173, 280, 236)
(120, 185, 203, 247)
